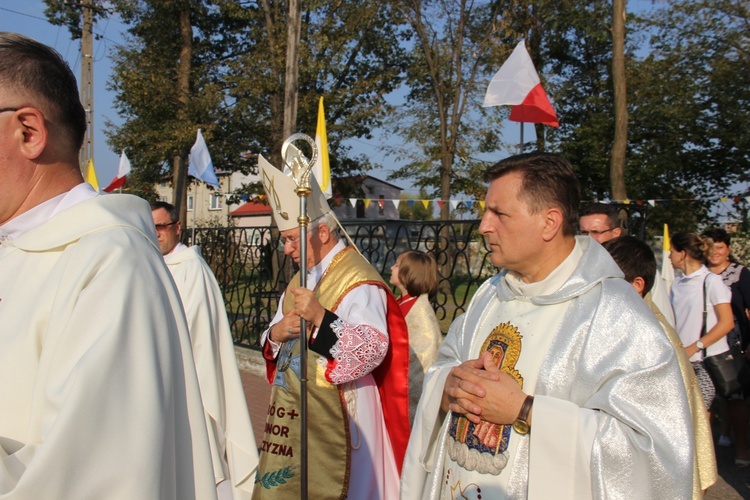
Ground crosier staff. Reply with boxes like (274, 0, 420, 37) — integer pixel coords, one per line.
(280, 133, 317, 500)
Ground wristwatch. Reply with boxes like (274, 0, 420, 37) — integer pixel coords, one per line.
(696, 340, 705, 350)
(513, 395, 534, 435)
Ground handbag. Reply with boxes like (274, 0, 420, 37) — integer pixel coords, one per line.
(700, 276, 748, 397)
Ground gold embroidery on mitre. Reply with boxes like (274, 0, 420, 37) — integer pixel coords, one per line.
(261, 168, 289, 221)
(446, 321, 523, 475)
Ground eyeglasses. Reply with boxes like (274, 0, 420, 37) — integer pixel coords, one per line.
(154, 221, 178, 231)
(579, 227, 617, 237)
(280, 234, 302, 246)
(0, 107, 19, 114)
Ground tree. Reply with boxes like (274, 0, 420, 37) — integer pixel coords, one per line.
(47, 0, 410, 210)
(388, 0, 513, 219)
(624, 0, 750, 232)
(223, 0, 410, 173)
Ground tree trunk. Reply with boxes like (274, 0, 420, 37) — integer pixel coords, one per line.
(282, 0, 302, 146)
(610, 0, 628, 201)
(440, 152, 452, 220)
(173, 8, 193, 228)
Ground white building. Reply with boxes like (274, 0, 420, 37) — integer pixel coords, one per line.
(155, 170, 260, 227)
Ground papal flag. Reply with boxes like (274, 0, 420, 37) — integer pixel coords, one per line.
(313, 96, 332, 198)
(84, 158, 99, 191)
(651, 223, 676, 328)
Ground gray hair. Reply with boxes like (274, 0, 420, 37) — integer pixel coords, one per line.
(312, 211, 340, 241)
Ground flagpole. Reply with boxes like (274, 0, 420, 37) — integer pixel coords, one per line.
(281, 133, 318, 500)
(519, 122, 524, 153)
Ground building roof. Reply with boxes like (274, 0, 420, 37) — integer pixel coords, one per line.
(230, 200, 272, 217)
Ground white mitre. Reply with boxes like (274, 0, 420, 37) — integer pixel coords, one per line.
(259, 153, 331, 231)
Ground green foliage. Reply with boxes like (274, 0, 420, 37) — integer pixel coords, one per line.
(386, 0, 511, 216)
(47, 0, 410, 197)
(43, 0, 111, 38)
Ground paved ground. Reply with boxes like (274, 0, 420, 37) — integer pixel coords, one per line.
(239, 351, 749, 498)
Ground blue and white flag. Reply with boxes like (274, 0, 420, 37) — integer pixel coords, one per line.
(188, 129, 219, 187)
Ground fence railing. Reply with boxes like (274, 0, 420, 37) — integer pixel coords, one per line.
(193, 219, 497, 349)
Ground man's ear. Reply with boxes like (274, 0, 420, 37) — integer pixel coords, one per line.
(317, 222, 331, 244)
(14, 108, 48, 160)
(613, 227, 622, 238)
(632, 276, 646, 297)
(541, 208, 564, 242)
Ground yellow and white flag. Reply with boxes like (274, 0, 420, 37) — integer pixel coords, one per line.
(651, 223, 676, 328)
(313, 96, 332, 198)
(85, 158, 99, 191)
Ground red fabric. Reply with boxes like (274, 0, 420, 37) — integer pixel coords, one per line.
(371, 286, 411, 474)
(260, 281, 411, 473)
(262, 339, 278, 384)
(102, 175, 126, 193)
(397, 294, 418, 317)
(509, 83, 559, 127)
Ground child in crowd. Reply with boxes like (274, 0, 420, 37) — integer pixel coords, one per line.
(390, 250, 443, 424)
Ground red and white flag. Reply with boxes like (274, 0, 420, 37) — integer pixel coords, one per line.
(103, 151, 132, 192)
(483, 40, 559, 127)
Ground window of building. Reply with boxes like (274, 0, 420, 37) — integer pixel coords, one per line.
(187, 195, 194, 211)
(209, 193, 223, 211)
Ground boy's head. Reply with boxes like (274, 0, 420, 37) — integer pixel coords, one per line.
(602, 236, 656, 297)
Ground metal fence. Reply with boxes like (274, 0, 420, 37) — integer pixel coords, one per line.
(193, 219, 498, 349)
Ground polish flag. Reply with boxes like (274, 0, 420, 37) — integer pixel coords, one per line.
(483, 40, 559, 127)
(103, 151, 132, 192)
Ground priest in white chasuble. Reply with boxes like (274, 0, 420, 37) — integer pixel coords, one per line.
(0, 32, 216, 499)
(401, 152, 693, 499)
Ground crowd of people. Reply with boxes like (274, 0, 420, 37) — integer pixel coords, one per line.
(3, 31, 750, 499)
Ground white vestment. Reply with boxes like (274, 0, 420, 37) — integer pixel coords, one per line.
(0, 192, 217, 499)
(402, 237, 693, 500)
(165, 244, 259, 499)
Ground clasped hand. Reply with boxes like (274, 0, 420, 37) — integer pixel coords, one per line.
(270, 287, 326, 343)
(442, 351, 528, 425)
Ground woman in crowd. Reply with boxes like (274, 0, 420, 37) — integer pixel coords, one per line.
(389, 250, 442, 424)
(703, 228, 750, 467)
(670, 232, 734, 418)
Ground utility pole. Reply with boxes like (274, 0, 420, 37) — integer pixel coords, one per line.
(80, 2, 95, 174)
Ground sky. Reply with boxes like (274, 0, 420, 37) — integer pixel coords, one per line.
(0, 0, 126, 184)
(0, 0, 662, 196)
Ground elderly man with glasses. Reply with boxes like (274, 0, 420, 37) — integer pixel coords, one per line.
(0, 33, 216, 498)
(253, 157, 410, 499)
(150, 201, 258, 499)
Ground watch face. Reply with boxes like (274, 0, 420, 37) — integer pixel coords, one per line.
(513, 420, 530, 435)
(696, 341, 704, 349)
